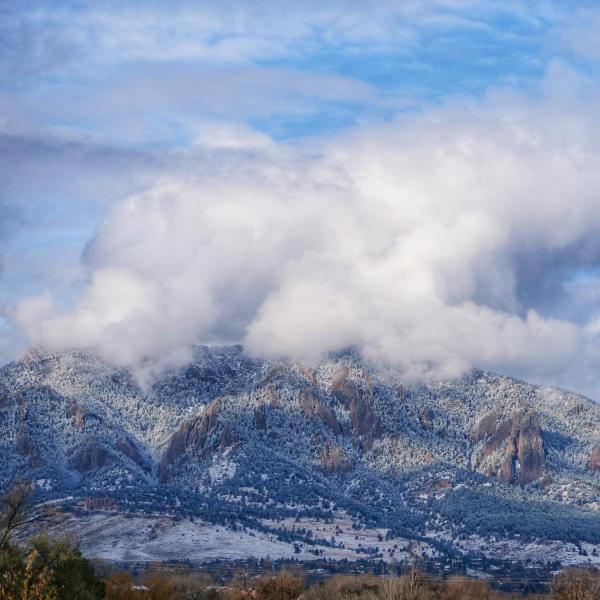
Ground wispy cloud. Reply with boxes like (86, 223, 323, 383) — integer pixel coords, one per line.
(15, 70, 600, 396)
(4, 0, 600, 397)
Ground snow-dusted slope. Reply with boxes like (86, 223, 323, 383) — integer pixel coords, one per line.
(2, 346, 600, 570)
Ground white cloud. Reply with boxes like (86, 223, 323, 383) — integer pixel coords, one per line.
(15, 78, 600, 394)
(5, 1, 523, 69)
(561, 8, 600, 62)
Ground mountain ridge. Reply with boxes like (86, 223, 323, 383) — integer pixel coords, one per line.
(2, 345, 600, 571)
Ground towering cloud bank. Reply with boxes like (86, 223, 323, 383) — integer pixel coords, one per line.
(15, 92, 600, 385)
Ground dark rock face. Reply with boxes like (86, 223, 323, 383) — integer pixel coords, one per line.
(220, 423, 235, 448)
(72, 442, 112, 472)
(474, 409, 545, 485)
(16, 425, 30, 456)
(15, 405, 30, 456)
(116, 438, 146, 468)
(299, 390, 343, 435)
(0, 386, 13, 409)
(67, 400, 85, 429)
(330, 367, 379, 444)
(588, 442, 600, 472)
(159, 400, 222, 481)
(500, 436, 517, 482)
(254, 404, 267, 430)
(517, 412, 545, 484)
(319, 441, 352, 474)
(419, 408, 434, 430)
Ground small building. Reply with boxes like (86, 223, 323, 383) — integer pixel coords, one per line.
(80, 497, 118, 511)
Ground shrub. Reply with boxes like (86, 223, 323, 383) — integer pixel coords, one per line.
(550, 568, 600, 600)
(379, 569, 434, 600)
(29, 535, 105, 600)
(0, 536, 104, 600)
(0, 549, 58, 600)
(444, 576, 495, 600)
(254, 573, 304, 600)
(303, 574, 379, 600)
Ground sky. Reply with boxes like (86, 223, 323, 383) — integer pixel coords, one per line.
(3, 1, 600, 397)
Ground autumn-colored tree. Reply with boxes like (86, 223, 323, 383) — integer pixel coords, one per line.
(444, 576, 496, 600)
(254, 573, 304, 600)
(0, 549, 58, 600)
(105, 571, 135, 599)
(28, 535, 105, 600)
(1, 484, 105, 600)
(303, 574, 383, 600)
(143, 572, 179, 600)
(550, 568, 600, 600)
(1, 483, 37, 549)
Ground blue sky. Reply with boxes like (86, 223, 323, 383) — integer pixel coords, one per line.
(3, 1, 600, 395)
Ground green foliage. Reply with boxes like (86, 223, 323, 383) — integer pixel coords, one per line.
(438, 487, 600, 544)
(0, 535, 104, 600)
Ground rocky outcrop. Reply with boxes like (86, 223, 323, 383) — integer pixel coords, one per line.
(588, 442, 600, 472)
(299, 390, 343, 435)
(264, 385, 281, 408)
(474, 409, 545, 485)
(419, 408, 435, 430)
(330, 366, 380, 445)
(517, 412, 545, 484)
(15, 405, 30, 455)
(319, 441, 352, 474)
(301, 368, 318, 386)
(349, 393, 376, 437)
(16, 425, 30, 456)
(254, 404, 267, 430)
(330, 366, 353, 403)
(116, 438, 146, 468)
(0, 386, 13, 409)
(500, 437, 518, 483)
(67, 400, 85, 429)
(159, 400, 224, 481)
(220, 423, 236, 448)
(71, 442, 112, 472)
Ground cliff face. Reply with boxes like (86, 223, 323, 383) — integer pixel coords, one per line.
(299, 390, 343, 435)
(330, 366, 380, 449)
(319, 441, 352, 473)
(159, 400, 225, 481)
(474, 409, 545, 485)
(588, 442, 600, 472)
(71, 442, 112, 472)
(517, 412, 545, 484)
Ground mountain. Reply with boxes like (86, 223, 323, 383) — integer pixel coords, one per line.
(2, 346, 600, 574)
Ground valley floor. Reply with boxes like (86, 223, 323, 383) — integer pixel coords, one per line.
(32, 508, 600, 573)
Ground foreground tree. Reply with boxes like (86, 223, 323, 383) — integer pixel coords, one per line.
(1, 484, 104, 600)
(1, 483, 39, 550)
(29, 535, 105, 600)
(550, 567, 600, 600)
(104, 572, 137, 600)
(0, 549, 58, 600)
(254, 573, 304, 600)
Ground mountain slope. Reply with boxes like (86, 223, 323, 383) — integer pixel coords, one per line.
(2, 346, 600, 571)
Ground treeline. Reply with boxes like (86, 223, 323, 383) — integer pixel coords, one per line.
(4, 558, 600, 600)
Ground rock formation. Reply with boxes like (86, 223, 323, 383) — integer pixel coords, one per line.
(159, 400, 222, 481)
(588, 442, 600, 472)
(474, 409, 545, 485)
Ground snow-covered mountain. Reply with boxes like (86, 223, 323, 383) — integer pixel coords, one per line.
(2, 346, 600, 572)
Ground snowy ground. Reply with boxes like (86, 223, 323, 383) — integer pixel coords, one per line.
(447, 533, 600, 567)
(36, 510, 431, 564)
(263, 513, 436, 563)
(41, 512, 305, 562)
(28, 508, 599, 568)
